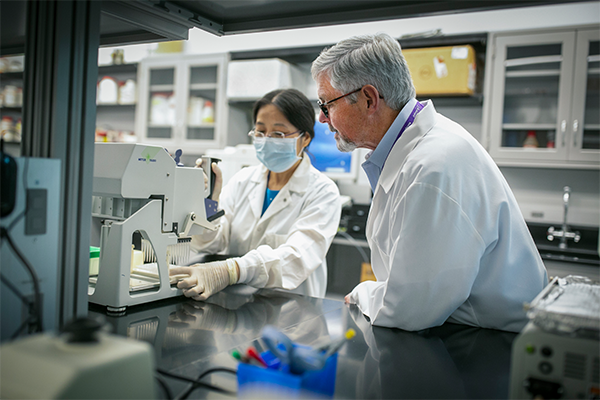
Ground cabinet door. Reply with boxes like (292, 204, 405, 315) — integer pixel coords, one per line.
(136, 54, 228, 155)
(181, 55, 226, 150)
(568, 29, 600, 163)
(489, 32, 576, 163)
(137, 61, 179, 147)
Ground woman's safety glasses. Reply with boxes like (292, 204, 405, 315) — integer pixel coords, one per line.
(248, 129, 304, 139)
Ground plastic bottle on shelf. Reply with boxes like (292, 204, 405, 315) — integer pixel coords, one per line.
(3, 85, 17, 107)
(95, 127, 108, 142)
(111, 49, 124, 65)
(201, 100, 214, 123)
(97, 77, 118, 104)
(188, 96, 204, 125)
(523, 130, 539, 148)
(150, 93, 169, 125)
(1, 116, 15, 141)
(118, 79, 136, 105)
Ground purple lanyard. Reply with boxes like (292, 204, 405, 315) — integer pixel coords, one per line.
(393, 101, 424, 146)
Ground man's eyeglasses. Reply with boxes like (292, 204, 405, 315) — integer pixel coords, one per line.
(316, 88, 362, 119)
(248, 129, 304, 139)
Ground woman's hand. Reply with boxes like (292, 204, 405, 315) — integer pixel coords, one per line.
(170, 259, 238, 301)
(209, 162, 223, 202)
(195, 159, 223, 202)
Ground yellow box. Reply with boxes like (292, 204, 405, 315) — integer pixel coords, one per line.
(403, 45, 476, 96)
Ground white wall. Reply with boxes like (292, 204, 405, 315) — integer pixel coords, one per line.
(501, 167, 600, 227)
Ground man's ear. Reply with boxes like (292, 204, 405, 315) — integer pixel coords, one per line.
(362, 85, 382, 114)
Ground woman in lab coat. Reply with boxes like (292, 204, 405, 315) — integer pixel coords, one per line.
(171, 89, 342, 300)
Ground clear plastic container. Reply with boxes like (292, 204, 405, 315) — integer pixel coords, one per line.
(525, 275, 599, 339)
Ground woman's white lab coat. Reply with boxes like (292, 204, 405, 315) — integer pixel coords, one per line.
(348, 101, 548, 332)
(191, 155, 341, 298)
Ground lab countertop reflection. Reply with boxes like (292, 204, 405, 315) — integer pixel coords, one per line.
(89, 287, 517, 399)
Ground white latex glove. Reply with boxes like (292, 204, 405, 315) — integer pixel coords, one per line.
(170, 259, 238, 301)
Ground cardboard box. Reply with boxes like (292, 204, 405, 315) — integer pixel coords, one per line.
(403, 45, 476, 96)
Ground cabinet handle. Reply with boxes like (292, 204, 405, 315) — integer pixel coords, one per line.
(572, 119, 579, 147)
(561, 120, 567, 147)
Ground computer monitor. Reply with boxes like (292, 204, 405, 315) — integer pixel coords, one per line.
(308, 121, 360, 181)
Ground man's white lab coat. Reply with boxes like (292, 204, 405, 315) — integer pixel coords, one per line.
(192, 155, 341, 298)
(348, 101, 548, 332)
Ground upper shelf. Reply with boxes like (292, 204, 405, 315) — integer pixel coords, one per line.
(97, 63, 138, 74)
(504, 55, 563, 67)
(0, 71, 23, 79)
(505, 70, 560, 78)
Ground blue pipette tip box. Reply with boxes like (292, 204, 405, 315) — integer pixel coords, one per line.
(237, 345, 337, 398)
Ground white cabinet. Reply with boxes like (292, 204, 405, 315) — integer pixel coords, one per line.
(136, 53, 229, 155)
(485, 28, 599, 168)
(225, 58, 314, 148)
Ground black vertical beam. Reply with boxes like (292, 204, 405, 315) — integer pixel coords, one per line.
(22, 0, 100, 329)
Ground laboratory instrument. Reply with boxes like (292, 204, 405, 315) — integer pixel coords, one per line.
(0, 318, 156, 399)
(89, 143, 219, 312)
(510, 275, 599, 399)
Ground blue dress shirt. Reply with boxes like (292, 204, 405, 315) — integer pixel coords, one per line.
(362, 98, 419, 192)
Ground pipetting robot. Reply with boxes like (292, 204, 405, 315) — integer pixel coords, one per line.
(89, 143, 221, 312)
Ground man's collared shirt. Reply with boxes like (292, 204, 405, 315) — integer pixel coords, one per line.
(362, 98, 419, 192)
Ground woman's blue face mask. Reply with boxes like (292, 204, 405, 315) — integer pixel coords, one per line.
(253, 134, 304, 173)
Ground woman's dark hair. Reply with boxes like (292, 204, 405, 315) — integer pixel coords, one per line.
(252, 88, 315, 143)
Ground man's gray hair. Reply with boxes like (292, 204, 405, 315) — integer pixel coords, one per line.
(311, 33, 415, 111)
